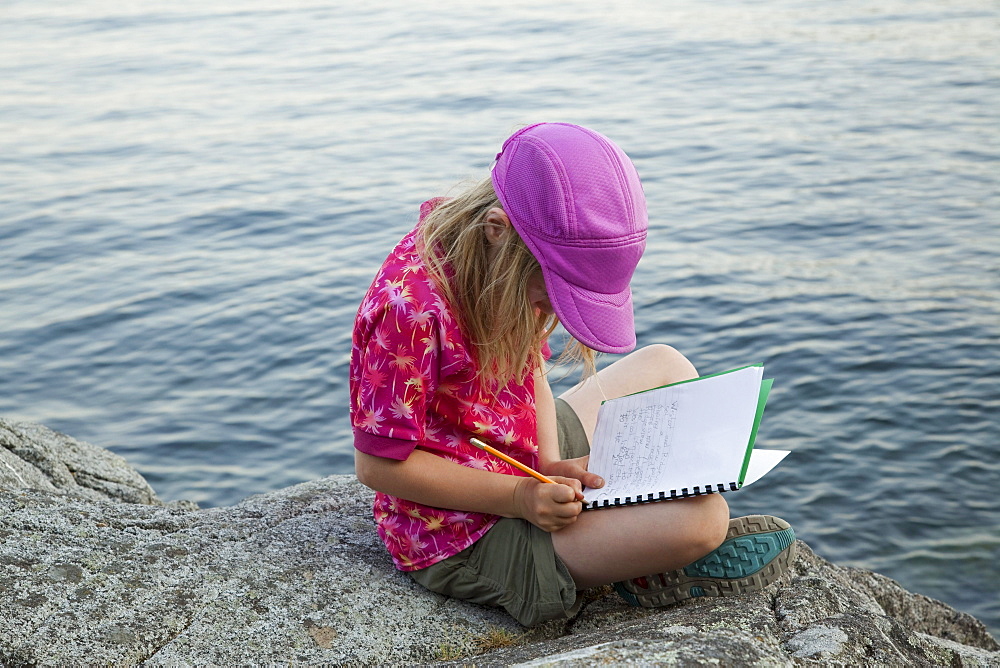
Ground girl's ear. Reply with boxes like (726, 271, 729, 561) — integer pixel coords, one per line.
(484, 208, 512, 246)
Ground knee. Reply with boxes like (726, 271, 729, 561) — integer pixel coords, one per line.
(688, 493, 730, 558)
(632, 344, 698, 385)
(706, 493, 731, 549)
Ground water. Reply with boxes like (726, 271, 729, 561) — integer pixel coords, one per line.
(2, 0, 998, 636)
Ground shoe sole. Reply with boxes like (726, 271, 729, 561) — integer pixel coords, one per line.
(614, 515, 795, 608)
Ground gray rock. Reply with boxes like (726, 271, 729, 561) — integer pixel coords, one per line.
(0, 419, 997, 666)
(0, 419, 160, 505)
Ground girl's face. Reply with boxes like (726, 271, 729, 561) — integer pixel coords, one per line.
(527, 270, 554, 315)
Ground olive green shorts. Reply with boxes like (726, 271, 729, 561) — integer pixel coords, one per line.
(408, 398, 591, 627)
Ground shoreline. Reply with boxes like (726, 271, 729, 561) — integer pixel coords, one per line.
(2, 417, 997, 665)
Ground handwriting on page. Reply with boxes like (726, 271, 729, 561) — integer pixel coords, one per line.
(603, 400, 679, 493)
(583, 365, 774, 507)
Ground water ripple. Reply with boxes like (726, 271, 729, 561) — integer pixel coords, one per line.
(1, 0, 998, 636)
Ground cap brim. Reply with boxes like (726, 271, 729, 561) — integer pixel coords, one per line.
(543, 267, 637, 354)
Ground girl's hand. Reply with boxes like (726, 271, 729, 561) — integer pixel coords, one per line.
(512, 476, 584, 532)
(542, 455, 604, 491)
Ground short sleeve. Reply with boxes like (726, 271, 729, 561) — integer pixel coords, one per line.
(351, 280, 441, 461)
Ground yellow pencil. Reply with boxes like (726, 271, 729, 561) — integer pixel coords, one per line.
(469, 438, 557, 484)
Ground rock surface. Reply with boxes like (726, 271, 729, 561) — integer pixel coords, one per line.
(1, 419, 159, 505)
(1, 419, 997, 666)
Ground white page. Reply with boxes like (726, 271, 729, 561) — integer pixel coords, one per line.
(583, 366, 765, 504)
(742, 449, 790, 486)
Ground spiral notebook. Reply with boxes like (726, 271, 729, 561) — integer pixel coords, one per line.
(582, 364, 789, 510)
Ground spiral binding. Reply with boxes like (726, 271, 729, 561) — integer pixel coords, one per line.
(585, 481, 741, 510)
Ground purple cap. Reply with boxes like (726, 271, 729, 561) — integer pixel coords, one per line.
(490, 123, 648, 353)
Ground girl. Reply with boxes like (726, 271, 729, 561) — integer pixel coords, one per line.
(351, 123, 795, 627)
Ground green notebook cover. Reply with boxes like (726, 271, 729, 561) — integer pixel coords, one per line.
(738, 377, 773, 486)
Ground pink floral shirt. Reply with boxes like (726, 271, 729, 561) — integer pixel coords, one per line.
(350, 199, 540, 571)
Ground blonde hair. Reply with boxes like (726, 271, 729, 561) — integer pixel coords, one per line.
(417, 177, 596, 387)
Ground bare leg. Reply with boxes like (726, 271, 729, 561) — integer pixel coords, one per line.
(559, 344, 699, 441)
(554, 344, 730, 588)
(552, 491, 729, 588)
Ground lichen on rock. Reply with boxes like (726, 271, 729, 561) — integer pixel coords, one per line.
(0, 419, 997, 666)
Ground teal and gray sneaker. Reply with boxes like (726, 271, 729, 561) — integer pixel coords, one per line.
(614, 514, 796, 608)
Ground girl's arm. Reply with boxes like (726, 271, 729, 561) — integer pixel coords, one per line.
(354, 448, 583, 532)
(534, 366, 604, 489)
